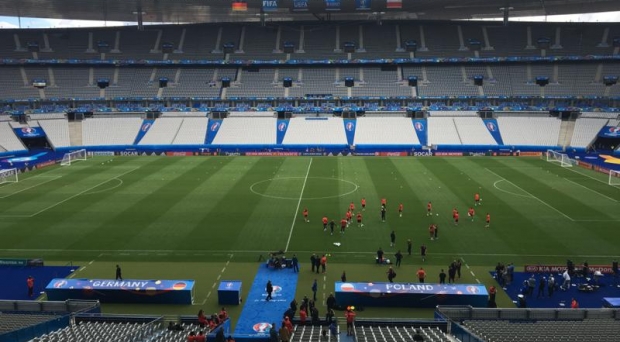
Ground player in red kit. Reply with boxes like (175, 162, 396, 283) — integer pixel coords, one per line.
(454, 211, 459, 226)
(467, 207, 475, 222)
(322, 216, 328, 231)
(349, 202, 355, 212)
(346, 210, 352, 226)
(427, 201, 433, 216)
(361, 198, 366, 211)
(485, 213, 491, 228)
(340, 218, 347, 234)
(381, 198, 387, 207)
(303, 208, 309, 223)
(474, 193, 481, 206)
(452, 208, 457, 218)
(429, 224, 436, 241)
(398, 203, 403, 218)
(356, 212, 364, 227)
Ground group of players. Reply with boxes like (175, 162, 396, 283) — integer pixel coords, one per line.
(302, 192, 491, 238)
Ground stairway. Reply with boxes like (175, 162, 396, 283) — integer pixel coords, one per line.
(69, 121, 83, 146)
(557, 119, 576, 150)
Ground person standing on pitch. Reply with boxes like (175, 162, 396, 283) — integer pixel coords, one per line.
(390, 231, 396, 247)
(116, 265, 123, 280)
(292, 254, 299, 273)
(27, 276, 35, 298)
(407, 239, 412, 256)
(380, 205, 387, 222)
(266, 280, 273, 301)
(395, 250, 403, 267)
(312, 279, 318, 301)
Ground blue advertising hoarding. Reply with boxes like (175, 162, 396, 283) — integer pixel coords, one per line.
(45, 278, 195, 304)
(335, 282, 488, 308)
(598, 126, 620, 138)
(13, 127, 46, 138)
(355, 0, 371, 10)
(262, 0, 278, 12)
(325, 0, 341, 11)
(293, 0, 308, 11)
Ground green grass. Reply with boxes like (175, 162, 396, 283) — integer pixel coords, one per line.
(1, 156, 619, 318)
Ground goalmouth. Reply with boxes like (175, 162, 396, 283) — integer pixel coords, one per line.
(545, 150, 574, 168)
(0, 168, 18, 185)
(60, 149, 88, 166)
(610, 169, 620, 186)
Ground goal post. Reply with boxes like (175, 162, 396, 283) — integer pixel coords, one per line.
(60, 149, 88, 166)
(546, 150, 573, 167)
(610, 169, 620, 186)
(0, 168, 18, 185)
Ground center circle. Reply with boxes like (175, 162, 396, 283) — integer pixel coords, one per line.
(250, 177, 359, 200)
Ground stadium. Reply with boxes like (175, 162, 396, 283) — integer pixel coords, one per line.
(0, 0, 620, 341)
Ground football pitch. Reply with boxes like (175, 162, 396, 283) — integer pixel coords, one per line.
(1, 156, 619, 316)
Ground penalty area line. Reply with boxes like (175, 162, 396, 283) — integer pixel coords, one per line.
(285, 158, 313, 252)
(485, 168, 575, 222)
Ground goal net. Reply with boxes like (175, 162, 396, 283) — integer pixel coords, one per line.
(546, 150, 573, 167)
(60, 149, 87, 166)
(610, 169, 620, 186)
(0, 168, 18, 185)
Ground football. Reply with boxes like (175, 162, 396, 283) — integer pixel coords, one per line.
(436, 214, 439, 216)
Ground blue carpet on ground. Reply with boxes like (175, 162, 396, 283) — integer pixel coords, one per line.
(234, 265, 298, 339)
(0, 266, 78, 300)
(491, 271, 620, 308)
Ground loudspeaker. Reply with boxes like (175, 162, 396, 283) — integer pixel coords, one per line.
(408, 76, 418, 87)
(535, 77, 549, 87)
(32, 79, 47, 89)
(404, 40, 417, 52)
(158, 77, 169, 88)
(97, 41, 110, 53)
(27, 42, 40, 52)
(161, 42, 174, 53)
(537, 37, 551, 49)
(222, 42, 235, 54)
(344, 77, 354, 87)
(343, 42, 356, 53)
(97, 78, 110, 89)
(221, 77, 231, 88)
(473, 75, 484, 86)
(603, 76, 618, 86)
(283, 77, 293, 88)
(468, 39, 482, 51)
(283, 41, 295, 53)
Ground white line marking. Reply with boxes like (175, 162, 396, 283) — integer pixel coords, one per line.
(88, 260, 94, 265)
(221, 267, 226, 273)
(563, 177, 618, 202)
(470, 271, 476, 277)
(217, 274, 221, 280)
(68, 266, 87, 279)
(285, 158, 312, 252)
(212, 283, 216, 289)
(475, 279, 481, 284)
(486, 168, 575, 221)
(206, 291, 211, 299)
(492, 180, 532, 199)
(564, 166, 620, 188)
(24, 167, 140, 218)
(0, 176, 63, 199)
(83, 178, 124, 195)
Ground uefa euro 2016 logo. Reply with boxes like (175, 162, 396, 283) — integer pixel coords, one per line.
(21, 127, 36, 134)
(414, 122, 424, 131)
(346, 122, 354, 131)
(211, 122, 220, 131)
(486, 122, 496, 132)
(141, 123, 151, 132)
(253, 322, 272, 333)
(278, 122, 287, 131)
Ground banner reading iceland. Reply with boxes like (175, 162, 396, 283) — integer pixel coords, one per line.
(262, 0, 278, 12)
(335, 282, 488, 308)
(13, 127, 46, 138)
(45, 278, 195, 304)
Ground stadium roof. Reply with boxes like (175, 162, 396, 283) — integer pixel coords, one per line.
(0, 0, 618, 24)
